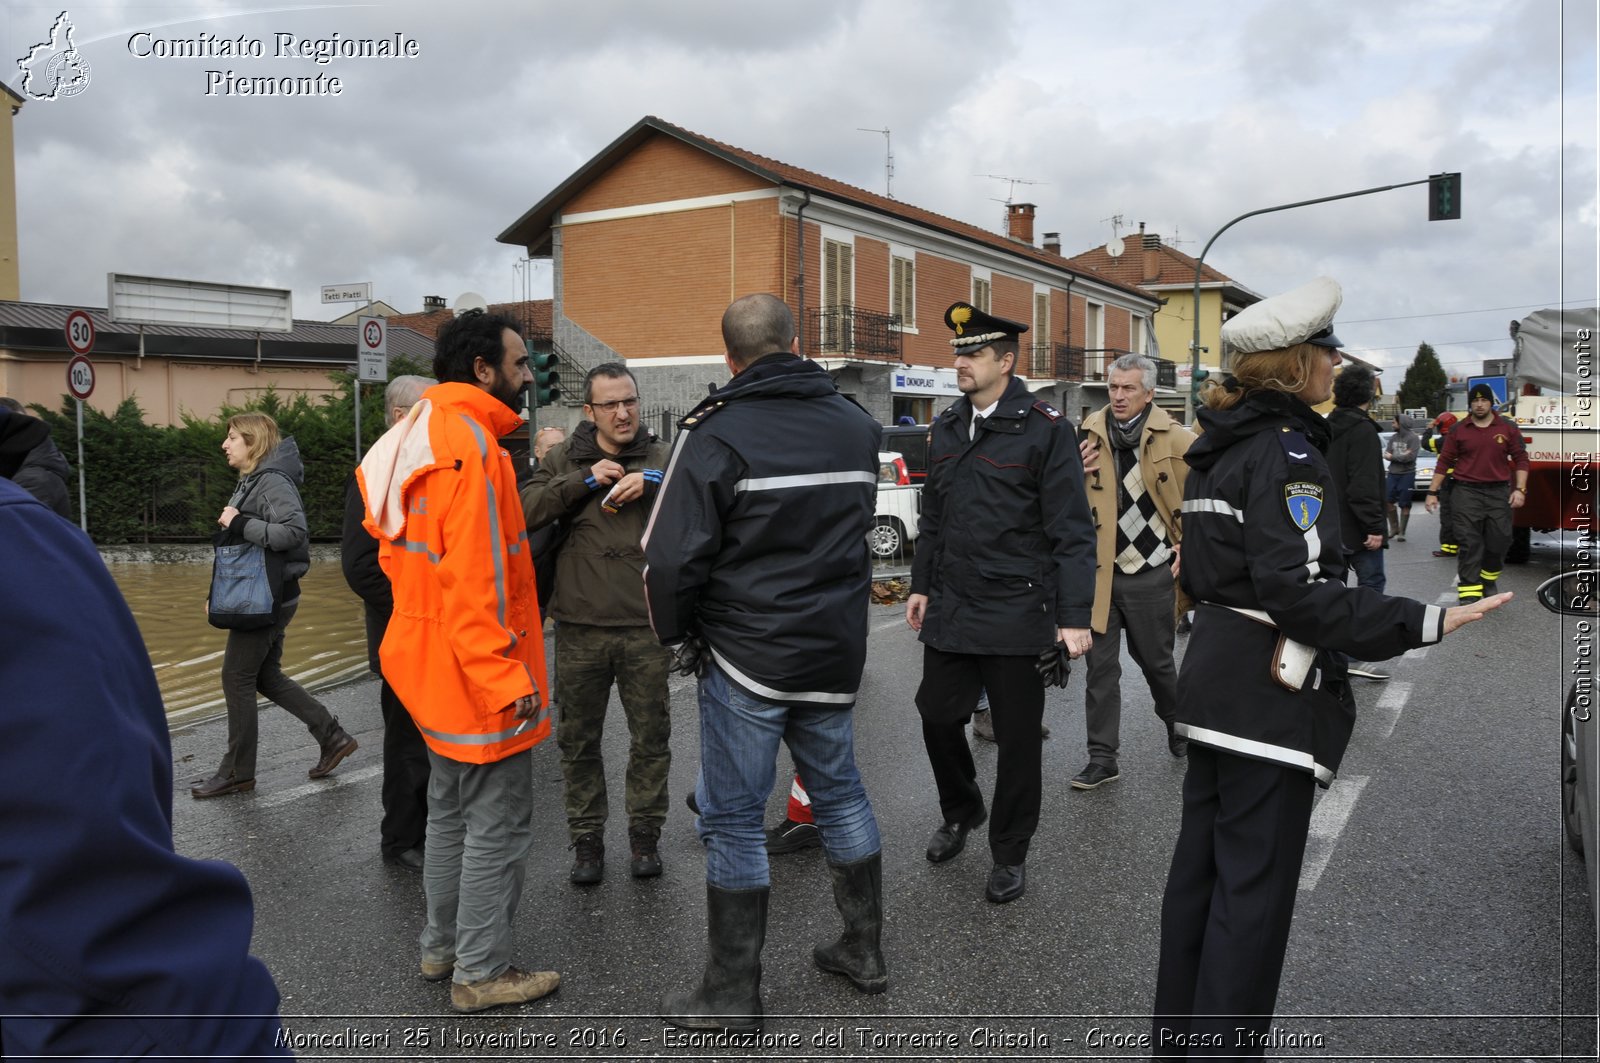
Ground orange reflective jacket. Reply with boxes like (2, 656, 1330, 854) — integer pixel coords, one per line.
(357, 382, 549, 763)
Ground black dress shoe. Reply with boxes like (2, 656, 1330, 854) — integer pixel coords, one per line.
(985, 863, 1025, 903)
(191, 773, 255, 799)
(925, 808, 987, 863)
(309, 727, 358, 779)
(1166, 725, 1188, 758)
(384, 847, 425, 872)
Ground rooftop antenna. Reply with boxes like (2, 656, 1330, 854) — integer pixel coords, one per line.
(1101, 213, 1127, 257)
(858, 127, 893, 198)
(976, 173, 1047, 229)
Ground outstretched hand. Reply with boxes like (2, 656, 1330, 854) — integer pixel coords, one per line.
(1442, 591, 1512, 635)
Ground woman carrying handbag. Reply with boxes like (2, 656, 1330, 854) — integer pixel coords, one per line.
(193, 412, 358, 798)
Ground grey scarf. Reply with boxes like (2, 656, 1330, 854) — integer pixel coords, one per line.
(1108, 405, 1149, 451)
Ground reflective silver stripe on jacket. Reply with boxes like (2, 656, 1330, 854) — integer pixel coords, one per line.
(460, 413, 517, 653)
(395, 537, 440, 564)
(1184, 498, 1245, 522)
(416, 716, 541, 746)
(1174, 722, 1335, 785)
(733, 470, 878, 494)
(708, 646, 857, 706)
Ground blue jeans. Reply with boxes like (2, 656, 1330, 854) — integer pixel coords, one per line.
(694, 662, 879, 889)
(1348, 547, 1386, 594)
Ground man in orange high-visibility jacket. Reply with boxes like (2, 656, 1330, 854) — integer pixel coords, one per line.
(359, 311, 558, 1015)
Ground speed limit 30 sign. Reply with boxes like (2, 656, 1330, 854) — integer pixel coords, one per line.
(65, 309, 96, 355)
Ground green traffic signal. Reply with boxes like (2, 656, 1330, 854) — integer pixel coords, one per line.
(1428, 172, 1461, 221)
(531, 349, 560, 407)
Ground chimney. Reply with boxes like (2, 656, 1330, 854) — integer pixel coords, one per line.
(1140, 225, 1162, 284)
(1042, 231, 1061, 256)
(423, 295, 446, 312)
(1007, 202, 1036, 245)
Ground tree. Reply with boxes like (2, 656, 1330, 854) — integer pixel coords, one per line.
(1397, 342, 1448, 416)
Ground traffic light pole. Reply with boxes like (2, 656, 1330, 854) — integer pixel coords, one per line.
(1185, 175, 1449, 423)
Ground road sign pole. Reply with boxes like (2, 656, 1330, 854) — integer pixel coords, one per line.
(354, 378, 362, 460)
(75, 399, 86, 533)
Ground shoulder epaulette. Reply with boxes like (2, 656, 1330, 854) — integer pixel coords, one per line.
(1031, 400, 1063, 422)
(1275, 426, 1316, 466)
(678, 397, 729, 429)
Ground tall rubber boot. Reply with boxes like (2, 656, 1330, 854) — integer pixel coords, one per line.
(813, 852, 888, 993)
(1397, 508, 1411, 541)
(662, 885, 768, 1032)
(1385, 502, 1399, 539)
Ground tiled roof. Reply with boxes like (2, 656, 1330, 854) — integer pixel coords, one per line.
(0, 299, 436, 361)
(386, 299, 552, 340)
(499, 116, 1156, 307)
(1064, 235, 1252, 296)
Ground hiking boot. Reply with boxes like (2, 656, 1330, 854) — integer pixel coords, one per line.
(569, 831, 604, 885)
(765, 817, 821, 854)
(971, 709, 996, 742)
(419, 957, 454, 982)
(450, 966, 560, 1013)
(309, 726, 357, 779)
(191, 772, 255, 799)
(630, 824, 663, 878)
(1070, 763, 1121, 791)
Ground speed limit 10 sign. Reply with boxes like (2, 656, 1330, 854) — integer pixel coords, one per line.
(65, 309, 95, 355)
(66, 355, 95, 401)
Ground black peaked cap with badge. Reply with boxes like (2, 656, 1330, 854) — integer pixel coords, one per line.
(944, 302, 1028, 350)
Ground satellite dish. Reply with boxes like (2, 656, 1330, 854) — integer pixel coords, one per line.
(1105, 236, 1125, 258)
(453, 291, 489, 317)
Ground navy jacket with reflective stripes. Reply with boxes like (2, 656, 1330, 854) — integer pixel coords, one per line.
(643, 354, 880, 706)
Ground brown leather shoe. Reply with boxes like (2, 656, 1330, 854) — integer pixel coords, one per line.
(191, 773, 255, 799)
(419, 956, 454, 982)
(308, 728, 357, 779)
(450, 966, 560, 1013)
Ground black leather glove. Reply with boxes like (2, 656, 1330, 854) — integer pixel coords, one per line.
(1036, 643, 1072, 688)
(671, 634, 711, 679)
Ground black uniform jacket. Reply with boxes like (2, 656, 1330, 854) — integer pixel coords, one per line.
(1323, 405, 1387, 551)
(642, 353, 880, 707)
(910, 375, 1095, 655)
(1177, 391, 1446, 785)
(342, 471, 391, 674)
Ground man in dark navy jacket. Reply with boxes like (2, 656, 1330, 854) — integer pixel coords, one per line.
(645, 293, 886, 1032)
(907, 302, 1096, 905)
(0, 474, 287, 1058)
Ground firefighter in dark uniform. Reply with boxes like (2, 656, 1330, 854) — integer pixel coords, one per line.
(906, 302, 1095, 905)
(1421, 410, 1460, 557)
(1151, 277, 1511, 1058)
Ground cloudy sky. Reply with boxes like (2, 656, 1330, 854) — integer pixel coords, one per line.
(4, 0, 1595, 383)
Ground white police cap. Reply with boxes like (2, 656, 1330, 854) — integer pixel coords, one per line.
(1220, 276, 1343, 354)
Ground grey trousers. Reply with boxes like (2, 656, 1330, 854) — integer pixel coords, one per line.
(1083, 565, 1180, 767)
(420, 747, 534, 985)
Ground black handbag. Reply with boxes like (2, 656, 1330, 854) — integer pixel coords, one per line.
(206, 521, 286, 630)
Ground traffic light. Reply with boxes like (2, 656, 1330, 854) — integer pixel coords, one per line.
(1189, 366, 1210, 404)
(1428, 172, 1461, 221)
(531, 349, 560, 407)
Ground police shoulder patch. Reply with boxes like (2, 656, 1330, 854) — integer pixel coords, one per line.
(1031, 400, 1062, 421)
(1283, 480, 1324, 531)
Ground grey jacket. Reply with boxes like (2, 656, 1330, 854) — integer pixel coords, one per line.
(227, 437, 312, 597)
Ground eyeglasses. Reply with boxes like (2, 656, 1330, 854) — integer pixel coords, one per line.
(588, 397, 639, 413)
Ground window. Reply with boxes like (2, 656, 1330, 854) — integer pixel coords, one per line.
(1032, 291, 1052, 377)
(891, 255, 915, 328)
(1085, 302, 1104, 376)
(1132, 316, 1147, 356)
(972, 276, 991, 312)
(822, 238, 854, 352)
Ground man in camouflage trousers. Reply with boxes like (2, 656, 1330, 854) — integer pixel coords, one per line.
(522, 363, 673, 883)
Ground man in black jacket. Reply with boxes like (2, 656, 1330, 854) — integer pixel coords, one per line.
(906, 302, 1095, 905)
(0, 399, 72, 519)
(645, 293, 885, 1032)
(1323, 365, 1387, 594)
(341, 374, 434, 872)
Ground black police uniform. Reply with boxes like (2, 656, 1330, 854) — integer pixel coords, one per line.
(911, 373, 1094, 866)
(1151, 389, 1445, 1058)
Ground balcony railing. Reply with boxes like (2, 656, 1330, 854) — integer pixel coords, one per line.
(1027, 347, 1177, 388)
(806, 306, 904, 362)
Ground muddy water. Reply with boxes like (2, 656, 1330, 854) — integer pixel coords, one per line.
(108, 561, 371, 726)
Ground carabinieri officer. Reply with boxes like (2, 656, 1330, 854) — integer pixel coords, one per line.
(1150, 277, 1511, 1058)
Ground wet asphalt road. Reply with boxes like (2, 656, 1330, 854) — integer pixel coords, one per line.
(167, 511, 1597, 1061)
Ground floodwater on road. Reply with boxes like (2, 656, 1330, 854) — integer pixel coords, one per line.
(108, 560, 370, 727)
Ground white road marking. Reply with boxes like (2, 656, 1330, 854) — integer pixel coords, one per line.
(1299, 774, 1369, 892)
(256, 763, 384, 809)
(872, 615, 908, 634)
(1367, 681, 1412, 740)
